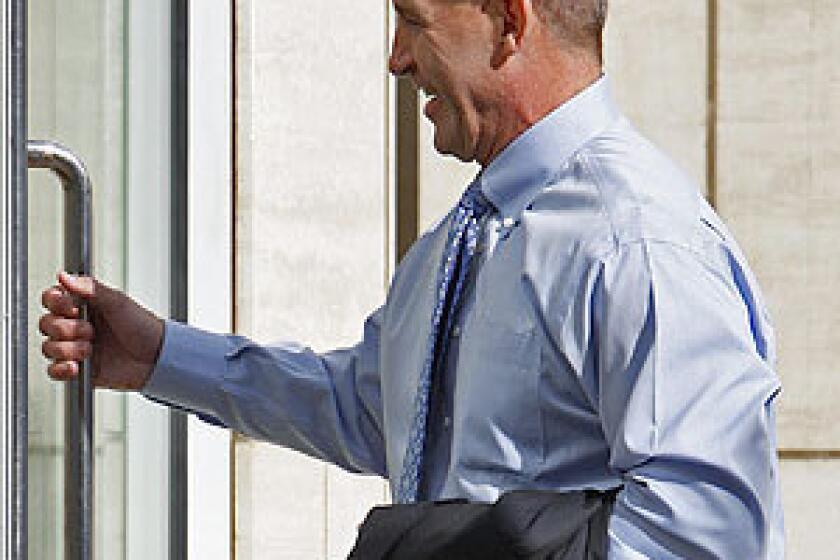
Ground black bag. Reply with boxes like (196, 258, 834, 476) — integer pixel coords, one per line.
(348, 488, 619, 560)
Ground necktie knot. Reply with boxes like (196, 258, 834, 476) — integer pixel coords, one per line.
(459, 182, 492, 220)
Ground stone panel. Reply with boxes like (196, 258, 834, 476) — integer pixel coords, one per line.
(717, 0, 840, 448)
(235, 441, 327, 559)
(780, 459, 840, 558)
(326, 465, 390, 559)
(605, 1, 708, 193)
(234, 0, 390, 557)
(417, 120, 477, 231)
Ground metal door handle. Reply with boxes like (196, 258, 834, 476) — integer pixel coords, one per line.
(27, 140, 94, 560)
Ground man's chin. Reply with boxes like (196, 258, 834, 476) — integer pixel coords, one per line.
(432, 130, 472, 162)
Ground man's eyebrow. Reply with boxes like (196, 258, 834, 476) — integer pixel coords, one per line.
(394, 0, 421, 18)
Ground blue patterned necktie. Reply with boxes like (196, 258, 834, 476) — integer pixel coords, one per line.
(395, 181, 492, 503)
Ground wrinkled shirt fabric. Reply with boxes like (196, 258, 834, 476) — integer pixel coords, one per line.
(144, 76, 785, 559)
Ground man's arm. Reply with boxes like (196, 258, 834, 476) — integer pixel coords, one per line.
(143, 313, 387, 476)
(592, 240, 783, 559)
(40, 272, 387, 477)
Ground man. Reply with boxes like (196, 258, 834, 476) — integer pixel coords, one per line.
(40, 0, 784, 557)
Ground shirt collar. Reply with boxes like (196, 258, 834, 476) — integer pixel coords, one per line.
(477, 75, 620, 220)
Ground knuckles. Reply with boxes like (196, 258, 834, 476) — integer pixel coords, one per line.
(38, 315, 93, 341)
(38, 315, 58, 338)
(41, 339, 91, 361)
(40, 287, 77, 317)
(41, 287, 63, 310)
(40, 288, 55, 309)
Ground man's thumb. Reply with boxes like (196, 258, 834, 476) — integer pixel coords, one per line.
(57, 271, 101, 303)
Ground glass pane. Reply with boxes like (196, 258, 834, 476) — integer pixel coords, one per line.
(27, 1, 127, 558)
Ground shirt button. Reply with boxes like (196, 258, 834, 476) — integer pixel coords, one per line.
(443, 416, 452, 429)
(452, 326, 461, 337)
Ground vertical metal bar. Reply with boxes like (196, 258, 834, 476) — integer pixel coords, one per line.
(26, 141, 94, 560)
(62, 153, 93, 560)
(395, 79, 418, 263)
(170, 0, 189, 557)
(6, 0, 28, 557)
(229, 1, 238, 553)
(706, 0, 718, 208)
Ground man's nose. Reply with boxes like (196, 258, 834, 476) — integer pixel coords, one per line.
(388, 27, 412, 76)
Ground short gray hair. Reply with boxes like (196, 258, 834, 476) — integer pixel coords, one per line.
(532, 0, 608, 62)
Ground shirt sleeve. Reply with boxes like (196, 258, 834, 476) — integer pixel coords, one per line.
(592, 240, 784, 559)
(142, 308, 387, 477)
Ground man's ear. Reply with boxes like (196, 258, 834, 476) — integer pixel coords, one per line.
(491, 0, 530, 68)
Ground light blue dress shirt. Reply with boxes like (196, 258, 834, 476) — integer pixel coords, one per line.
(144, 77, 784, 559)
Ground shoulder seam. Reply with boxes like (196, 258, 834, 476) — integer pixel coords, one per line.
(594, 237, 729, 283)
(577, 149, 619, 253)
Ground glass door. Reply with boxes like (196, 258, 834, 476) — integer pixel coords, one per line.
(0, 0, 175, 558)
(27, 1, 127, 557)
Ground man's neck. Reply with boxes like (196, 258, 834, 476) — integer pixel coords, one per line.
(477, 66, 602, 168)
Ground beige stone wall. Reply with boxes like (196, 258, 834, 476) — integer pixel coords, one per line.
(417, 119, 478, 231)
(718, 0, 840, 450)
(780, 460, 840, 558)
(234, 0, 390, 558)
(716, 3, 840, 556)
(605, 2, 708, 194)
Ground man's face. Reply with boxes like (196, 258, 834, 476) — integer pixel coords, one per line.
(389, 0, 496, 162)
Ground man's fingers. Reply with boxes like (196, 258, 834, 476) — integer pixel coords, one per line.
(47, 361, 79, 380)
(39, 315, 94, 342)
(41, 340, 92, 362)
(41, 273, 112, 385)
(43, 272, 115, 317)
(41, 286, 80, 318)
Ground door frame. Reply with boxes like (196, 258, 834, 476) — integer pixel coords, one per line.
(125, 0, 175, 557)
(2, 0, 28, 557)
(130, 1, 233, 557)
(184, 2, 233, 558)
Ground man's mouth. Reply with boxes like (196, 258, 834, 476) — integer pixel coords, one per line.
(424, 97, 442, 118)
(420, 88, 442, 118)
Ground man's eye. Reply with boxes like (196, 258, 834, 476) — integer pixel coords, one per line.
(399, 13, 422, 27)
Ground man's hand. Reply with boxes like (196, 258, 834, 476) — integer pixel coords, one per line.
(40, 272, 165, 391)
